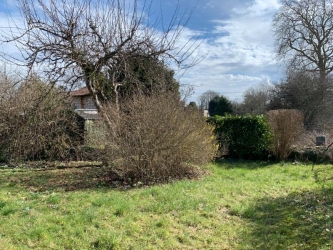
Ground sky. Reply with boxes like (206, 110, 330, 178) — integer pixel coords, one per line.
(0, 0, 283, 103)
(147, 0, 282, 103)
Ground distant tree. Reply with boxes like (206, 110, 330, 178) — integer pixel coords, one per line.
(272, 70, 333, 129)
(266, 87, 285, 111)
(273, 0, 333, 79)
(188, 101, 198, 110)
(241, 82, 275, 115)
(208, 95, 233, 117)
(198, 90, 219, 110)
(230, 101, 243, 115)
(272, 0, 333, 130)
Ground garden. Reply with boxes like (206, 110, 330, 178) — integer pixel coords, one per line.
(0, 160, 332, 249)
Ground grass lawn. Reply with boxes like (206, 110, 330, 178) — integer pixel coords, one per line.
(0, 160, 333, 249)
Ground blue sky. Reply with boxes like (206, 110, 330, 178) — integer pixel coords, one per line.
(0, 0, 282, 103)
(147, 0, 282, 103)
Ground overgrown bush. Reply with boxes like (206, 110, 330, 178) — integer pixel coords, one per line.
(104, 93, 216, 184)
(267, 109, 304, 160)
(296, 129, 333, 149)
(208, 115, 271, 159)
(0, 76, 84, 162)
(289, 147, 333, 163)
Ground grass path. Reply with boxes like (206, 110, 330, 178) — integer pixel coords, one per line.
(0, 161, 332, 249)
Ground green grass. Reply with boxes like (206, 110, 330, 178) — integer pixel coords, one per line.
(0, 161, 332, 249)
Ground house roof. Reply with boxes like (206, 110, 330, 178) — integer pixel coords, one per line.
(70, 87, 90, 96)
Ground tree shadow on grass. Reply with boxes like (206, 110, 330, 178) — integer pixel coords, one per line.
(238, 187, 333, 249)
(0, 166, 117, 192)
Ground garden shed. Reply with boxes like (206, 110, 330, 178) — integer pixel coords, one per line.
(70, 87, 105, 147)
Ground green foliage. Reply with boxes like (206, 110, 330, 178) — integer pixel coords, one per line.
(100, 56, 180, 101)
(188, 101, 198, 109)
(209, 115, 272, 159)
(208, 95, 233, 117)
(122, 56, 179, 96)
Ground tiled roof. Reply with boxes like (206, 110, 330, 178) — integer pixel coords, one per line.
(70, 87, 90, 96)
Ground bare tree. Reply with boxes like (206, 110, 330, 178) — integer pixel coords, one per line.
(197, 90, 219, 110)
(273, 70, 333, 129)
(273, 0, 333, 79)
(241, 82, 275, 115)
(0, 0, 199, 130)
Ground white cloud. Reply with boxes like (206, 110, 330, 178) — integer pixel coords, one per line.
(236, 0, 280, 15)
(179, 0, 281, 103)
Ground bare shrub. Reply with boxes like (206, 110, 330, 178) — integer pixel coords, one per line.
(296, 131, 319, 148)
(297, 129, 333, 148)
(105, 93, 216, 184)
(0, 76, 83, 162)
(267, 109, 304, 160)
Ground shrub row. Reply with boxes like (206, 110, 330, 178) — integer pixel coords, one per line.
(208, 115, 271, 160)
(208, 110, 304, 161)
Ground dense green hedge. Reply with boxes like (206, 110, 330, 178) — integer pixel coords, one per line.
(208, 115, 272, 160)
